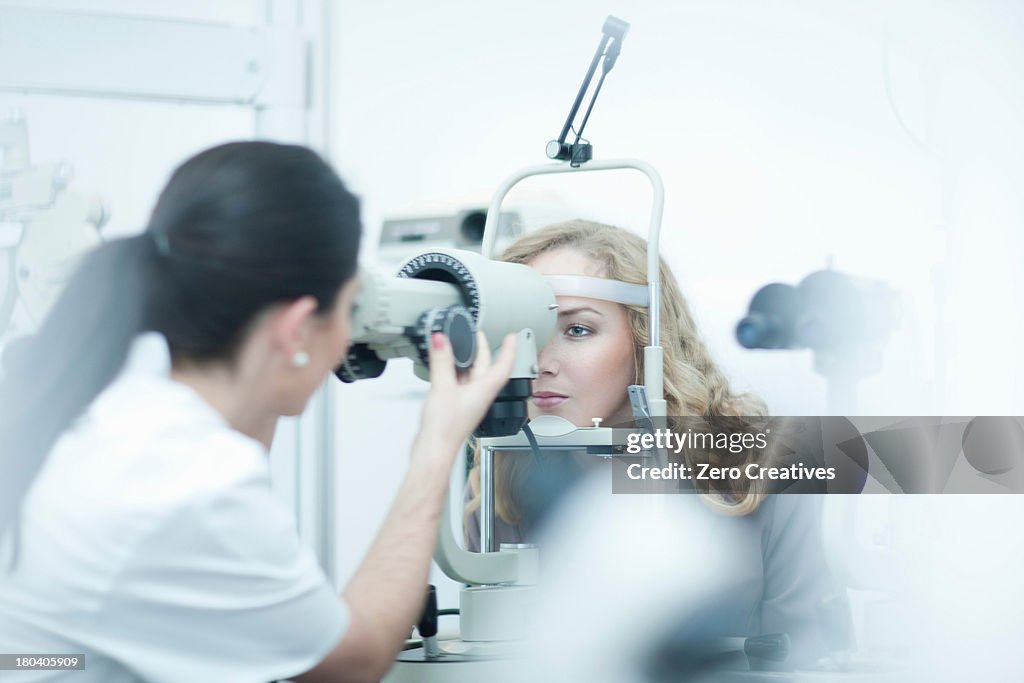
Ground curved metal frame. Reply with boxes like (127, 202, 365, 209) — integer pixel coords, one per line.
(435, 158, 667, 584)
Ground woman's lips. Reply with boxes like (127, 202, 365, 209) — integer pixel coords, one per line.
(532, 393, 567, 409)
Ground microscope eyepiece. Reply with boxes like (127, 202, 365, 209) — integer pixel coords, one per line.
(735, 283, 800, 349)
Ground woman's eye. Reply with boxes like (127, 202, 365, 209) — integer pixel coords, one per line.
(566, 324, 592, 338)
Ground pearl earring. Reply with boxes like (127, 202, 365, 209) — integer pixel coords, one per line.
(292, 351, 310, 368)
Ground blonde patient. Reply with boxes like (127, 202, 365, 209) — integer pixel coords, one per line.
(466, 218, 768, 545)
(464, 219, 836, 668)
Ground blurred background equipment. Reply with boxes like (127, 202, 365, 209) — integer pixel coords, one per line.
(0, 111, 106, 349)
(736, 269, 901, 413)
(375, 207, 522, 267)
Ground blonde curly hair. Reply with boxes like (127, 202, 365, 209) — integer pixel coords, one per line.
(467, 220, 770, 535)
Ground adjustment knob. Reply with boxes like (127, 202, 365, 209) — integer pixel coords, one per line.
(546, 140, 568, 160)
(415, 304, 476, 370)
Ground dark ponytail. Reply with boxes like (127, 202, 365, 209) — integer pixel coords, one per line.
(0, 141, 361, 543)
(0, 236, 154, 544)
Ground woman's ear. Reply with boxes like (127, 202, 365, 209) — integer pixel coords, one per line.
(267, 296, 319, 359)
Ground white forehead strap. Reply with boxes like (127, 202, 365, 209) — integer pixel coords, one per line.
(544, 275, 650, 306)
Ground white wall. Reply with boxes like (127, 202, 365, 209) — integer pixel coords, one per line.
(328, 0, 1024, 607)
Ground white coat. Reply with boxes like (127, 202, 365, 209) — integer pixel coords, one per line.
(0, 333, 346, 682)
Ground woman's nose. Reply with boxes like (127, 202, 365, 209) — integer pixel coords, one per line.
(537, 343, 559, 376)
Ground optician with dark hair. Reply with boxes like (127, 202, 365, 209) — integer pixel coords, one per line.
(0, 141, 516, 683)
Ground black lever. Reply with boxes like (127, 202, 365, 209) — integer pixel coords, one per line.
(546, 15, 630, 166)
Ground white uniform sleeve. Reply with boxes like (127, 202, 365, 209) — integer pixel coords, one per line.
(81, 473, 347, 683)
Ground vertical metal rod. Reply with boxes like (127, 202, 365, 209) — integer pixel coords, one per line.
(481, 445, 494, 553)
(318, 383, 336, 584)
(649, 281, 660, 347)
